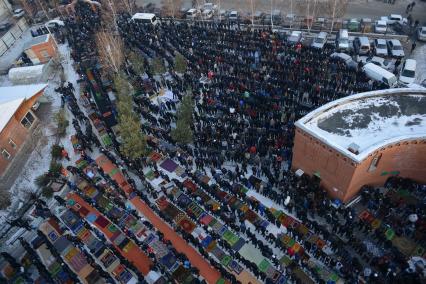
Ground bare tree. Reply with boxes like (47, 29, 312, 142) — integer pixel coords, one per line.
(18, 0, 35, 17)
(161, 0, 182, 18)
(96, 32, 125, 74)
(325, 0, 348, 32)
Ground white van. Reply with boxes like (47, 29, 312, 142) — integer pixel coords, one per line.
(336, 29, 349, 51)
(363, 63, 397, 87)
(399, 59, 416, 85)
(131, 13, 158, 25)
(353, 36, 370, 55)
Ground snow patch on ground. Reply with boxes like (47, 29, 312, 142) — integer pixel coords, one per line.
(410, 43, 426, 84)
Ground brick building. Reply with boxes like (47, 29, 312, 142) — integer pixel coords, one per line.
(0, 84, 47, 177)
(24, 34, 58, 64)
(292, 88, 426, 203)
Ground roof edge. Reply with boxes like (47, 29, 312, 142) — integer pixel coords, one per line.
(295, 88, 426, 163)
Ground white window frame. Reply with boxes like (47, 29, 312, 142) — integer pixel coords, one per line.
(21, 112, 35, 129)
(9, 138, 16, 149)
(1, 149, 11, 160)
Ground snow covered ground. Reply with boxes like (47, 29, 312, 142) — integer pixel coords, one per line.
(410, 43, 426, 84)
(1, 43, 78, 215)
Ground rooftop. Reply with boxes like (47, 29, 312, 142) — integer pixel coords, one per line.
(0, 83, 47, 133)
(23, 34, 49, 50)
(296, 88, 426, 163)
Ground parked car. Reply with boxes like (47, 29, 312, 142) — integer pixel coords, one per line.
(45, 19, 65, 29)
(373, 39, 388, 57)
(361, 18, 372, 33)
(0, 22, 11, 31)
(336, 29, 350, 51)
(399, 59, 416, 85)
(385, 14, 407, 25)
(387, 39, 405, 58)
(330, 52, 358, 70)
(348, 18, 360, 32)
(375, 20, 387, 33)
(357, 56, 395, 71)
(311, 32, 328, 49)
(186, 8, 199, 19)
(254, 11, 264, 20)
(13, 8, 25, 18)
(288, 31, 302, 44)
(228, 11, 239, 21)
(272, 9, 282, 23)
(202, 9, 214, 19)
(353, 36, 371, 55)
(417, 27, 426, 41)
(219, 10, 228, 19)
(203, 2, 217, 11)
(393, 22, 412, 35)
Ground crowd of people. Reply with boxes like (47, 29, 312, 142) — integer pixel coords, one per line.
(41, 1, 426, 283)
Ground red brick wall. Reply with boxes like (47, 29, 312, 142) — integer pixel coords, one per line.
(30, 35, 58, 64)
(292, 128, 426, 202)
(0, 91, 44, 176)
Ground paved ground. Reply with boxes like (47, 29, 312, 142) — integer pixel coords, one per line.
(137, 0, 426, 21)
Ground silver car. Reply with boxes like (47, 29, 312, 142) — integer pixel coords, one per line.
(387, 39, 405, 58)
(311, 32, 328, 49)
(373, 39, 388, 57)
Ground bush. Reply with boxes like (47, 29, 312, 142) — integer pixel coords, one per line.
(48, 162, 62, 178)
(51, 145, 63, 159)
(54, 109, 69, 137)
(0, 191, 11, 210)
(35, 174, 50, 188)
(41, 187, 53, 198)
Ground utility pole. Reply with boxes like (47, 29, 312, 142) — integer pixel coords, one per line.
(270, 0, 273, 29)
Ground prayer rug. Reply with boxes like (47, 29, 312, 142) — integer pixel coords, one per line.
(413, 245, 425, 257)
(183, 179, 197, 192)
(258, 259, 271, 272)
(212, 247, 225, 260)
(199, 214, 213, 225)
(201, 175, 210, 184)
(79, 206, 89, 217)
(160, 159, 178, 172)
(218, 226, 229, 237)
(245, 210, 258, 223)
(228, 260, 243, 274)
(266, 266, 278, 279)
(160, 252, 177, 270)
(201, 236, 213, 248)
(148, 152, 162, 162)
(145, 170, 155, 181)
(220, 255, 232, 266)
(95, 215, 110, 228)
(179, 218, 196, 233)
(163, 205, 180, 219)
(174, 166, 185, 177)
(173, 212, 186, 223)
(296, 224, 309, 236)
(232, 238, 246, 251)
(177, 194, 192, 208)
(86, 213, 97, 223)
(206, 241, 217, 252)
(393, 237, 417, 256)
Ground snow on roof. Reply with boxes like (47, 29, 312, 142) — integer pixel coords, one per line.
(296, 88, 426, 163)
(0, 83, 47, 104)
(8, 64, 46, 84)
(0, 83, 47, 133)
(0, 98, 25, 134)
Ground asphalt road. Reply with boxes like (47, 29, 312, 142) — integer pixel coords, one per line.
(137, 0, 426, 23)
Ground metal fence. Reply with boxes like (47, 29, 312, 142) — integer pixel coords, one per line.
(0, 18, 29, 57)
